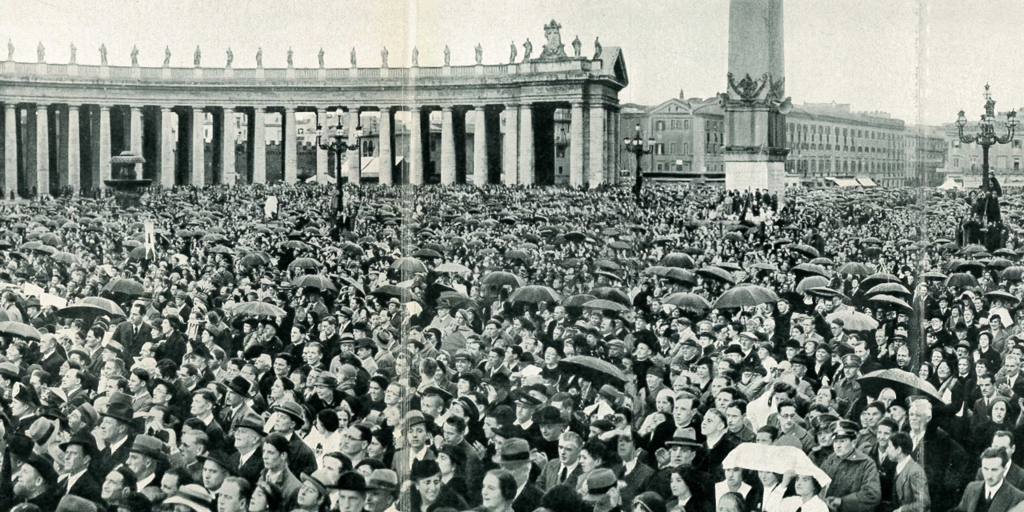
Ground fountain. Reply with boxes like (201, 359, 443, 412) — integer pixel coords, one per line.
(105, 151, 151, 208)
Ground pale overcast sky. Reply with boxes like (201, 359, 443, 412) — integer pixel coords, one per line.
(0, 0, 1019, 126)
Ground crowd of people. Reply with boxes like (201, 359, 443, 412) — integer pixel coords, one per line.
(0, 181, 1018, 512)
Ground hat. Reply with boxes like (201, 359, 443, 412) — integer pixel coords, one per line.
(533, 406, 563, 426)
(236, 413, 266, 435)
(272, 401, 306, 429)
(26, 417, 55, 445)
(107, 390, 133, 407)
(55, 495, 99, 512)
(101, 401, 135, 425)
(103, 339, 125, 353)
(513, 390, 542, 407)
(130, 435, 169, 462)
(22, 453, 58, 484)
(336, 471, 368, 492)
(76, 403, 99, 427)
(598, 384, 622, 403)
(366, 469, 399, 493)
(585, 468, 617, 498)
(498, 438, 531, 466)
(665, 427, 702, 449)
(59, 430, 100, 458)
(11, 382, 39, 407)
(162, 484, 214, 512)
(410, 459, 442, 481)
(421, 386, 452, 402)
(301, 469, 335, 497)
(404, 410, 428, 431)
(648, 365, 668, 378)
(723, 345, 744, 356)
(454, 349, 474, 362)
(457, 372, 480, 388)
(790, 353, 810, 367)
(810, 414, 841, 433)
(225, 376, 253, 398)
(25, 297, 40, 308)
(316, 373, 340, 390)
(196, 450, 237, 475)
(842, 354, 862, 368)
(0, 362, 20, 380)
(833, 420, 860, 440)
(484, 372, 510, 388)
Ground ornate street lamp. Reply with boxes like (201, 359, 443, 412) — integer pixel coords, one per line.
(623, 123, 655, 205)
(316, 116, 362, 241)
(955, 84, 1018, 193)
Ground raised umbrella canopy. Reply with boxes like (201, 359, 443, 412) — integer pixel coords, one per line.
(945, 272, 979, 289)
(837, 262, 875, 277)
(558, 355, 629, 388)
(58, 296, 127, 321)
(228, 301, 287, 318)
(660, 253, 696, 269)
(661, 292, 712, 314)
(785, 243, 820, 259)
(562, 294, 599, 308)
(826, 309, 879, 331)
(986, 290, 1020, 305)
(858, 368, 944, 405)
(508, 285, 561, 304)
(288, 258, 322, 271)
(434, 262, 472, 274)
(859, 272, 902, 290)
(696, 266, 737, 285)
(589, 287, 631, 306)
(867, 294, 913, 311)
(0, 321, 42, 342)
(101, 278, 145, 298)
(480, 271, 525, 289)
(791, 263, 831, 279)
(795, 276, 831, 294)
(724, 443, 831, 488)
(582, 299, 630, 313)
(713, 284, 780, 309)
(864, 282, 911, 298)
(292, 274, 337, 293)
(50, 251, 82, 265)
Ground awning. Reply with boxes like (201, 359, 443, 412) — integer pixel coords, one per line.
(826, 177, 862, 188)
(856, 177, 877, 187)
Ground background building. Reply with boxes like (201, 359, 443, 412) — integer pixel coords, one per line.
(937, 108, 1024, 187)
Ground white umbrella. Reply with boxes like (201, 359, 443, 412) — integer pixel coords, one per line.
(722, 443, 832, 487)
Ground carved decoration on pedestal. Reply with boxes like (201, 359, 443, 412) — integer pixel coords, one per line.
(539, 20, 567, 59)
(727, 72, 769, 103)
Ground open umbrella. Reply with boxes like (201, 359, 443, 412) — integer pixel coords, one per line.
(292, 275, 337, 293)
(102, 278, 145, 298)
(509, 285, 561, 304)
(858, 368, 944, 404)
(660, 253, 696, 269)
(945, 272, 979, 288)
(370, 285, 420, 303)
(562, 294, 599, 308)
(795, 276, 831, 294)
(662, 292, 712, 314)
(713, 285, 779, 309)
(229, 301, 287, 318)
(559, 356, 629, 388)
(696, 266, 737, 285)
(589, 287, 631, 306)
(986, 290, 1020, 305)
(826, 309, 879, 331)
(50, 251, 82, 265)
(868, 294, 913, 311)
(860, 272, 902, 290)
(0, 321, 42, 342)
(239, 253, 270, 268)
(791, 263, 831, 279)
(1001, 267, 1024, 282)
(57, 297, 127, 321)
(391, 257, 428, 274)
(480, 272, 525, 289)
(786, 243, 820, 259)
(837, 262, 875, 277)
(723, 443, 831, 487)
(582, 299, 630, 313)
(865, 282, 911, 298)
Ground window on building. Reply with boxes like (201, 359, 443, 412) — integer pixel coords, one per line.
(556, 147, 566, 158)
(670, 143, 677, 154)
(362, 139, 375, 157)
(953, 157, 959, 168)
(1016, 158, 1021, 170)
(656, 121, 666, 131)
(656, 143, 665, 155)
(1015, 140, 1022, 149)
(684, 120, 690, 129)
(684, 143, 690, 154)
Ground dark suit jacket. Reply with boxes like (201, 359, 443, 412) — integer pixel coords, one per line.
(539, 459, 583, 491)
(112, 320, 153, 357)
(98, 434, 136, 475)
(893, 458, 930, 512)
(287, 432, 318, 479)
(63, 471, 103, 503)
(958, 480, 1024, 512)
(233, 446, 265, 485)
(512, 483, 544, 512)
(37, 350, 65, 378)
(622, 462, 657, 507)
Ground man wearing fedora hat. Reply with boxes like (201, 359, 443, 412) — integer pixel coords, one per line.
(365, 469, 400, 512)
(97, 401, 137, 475)
(197, 449, 236, 495)
(127, 434, 168, 492)
(10, 382, 42, 435)
(220, 375, 256, 432)
(270, 400, 318, 479)
(58, 431, 103, 503)
(499, 438, 544, 512)
(231, 413, 266, 485)
(391, 410, 436, 481)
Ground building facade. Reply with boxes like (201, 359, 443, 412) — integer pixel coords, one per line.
(937, 108, 1024, 187)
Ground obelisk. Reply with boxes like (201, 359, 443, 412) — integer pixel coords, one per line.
(723, 0, 788, 199)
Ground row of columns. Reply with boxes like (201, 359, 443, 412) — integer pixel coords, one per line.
(0, 101, 618, 195)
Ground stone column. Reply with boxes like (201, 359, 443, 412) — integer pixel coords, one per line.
(191, 107, 205, 187)
(68, 105, 80, 193)
(378, 107, 393, 185)
(160, 107, 175, 188)
(409, 108, 424, 185)
(519, 104, 534, 186)
(221, 107, 236, 186)
(252, 108, 267, 184)
(5, 104, 16, 197)
(283, 107, 298, 184)
(315, 107, 329, 184)
(36, 105, 49, 196)
(569, 102, 585, 187)
(473, 106, 487, 186)
(503, 105, 518, 185)
(130, 106, 143, 176)
(345, 107, 360, 185)
(440, 106, 456, 185)
(99, 106, 112, 188)
(589, 104, 606, 186)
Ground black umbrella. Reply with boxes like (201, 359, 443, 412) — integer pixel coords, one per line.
(559, 356, 628, 388)
(858, 369, 943, 404)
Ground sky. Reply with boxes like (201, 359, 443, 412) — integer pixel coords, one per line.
(1, 0, 1022, 126)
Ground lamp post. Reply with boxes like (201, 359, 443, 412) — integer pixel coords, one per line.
(316, 116, 362, 241)
(955, 84, 1018, 193)
(623, 123, 655, 206)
